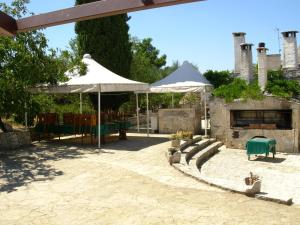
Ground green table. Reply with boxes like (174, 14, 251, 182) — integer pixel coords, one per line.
(246, 138, 276, 160)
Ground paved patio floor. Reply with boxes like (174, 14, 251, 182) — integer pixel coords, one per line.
(202, 148, 300, 204)
(0, 133, 300, 225)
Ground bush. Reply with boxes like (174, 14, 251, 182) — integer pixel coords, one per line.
(213, 78, 263, 102)
(266, 70, 300, 99)
(203, 70, 234, 88)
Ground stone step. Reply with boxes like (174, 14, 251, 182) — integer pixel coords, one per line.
(185, 138, 216, 164)
(180, 136, 202, 152)
(195, 141, 223, 171)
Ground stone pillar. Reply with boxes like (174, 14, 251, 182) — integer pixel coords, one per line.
(257, 43, 268, 91)
(240, 43, 253, 83)
(233, 32, 246, 74)
(282, 31, 298, 69)
(298, 46, 300, 65)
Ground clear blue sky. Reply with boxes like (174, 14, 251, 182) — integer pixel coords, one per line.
(3, 0, 300, 71)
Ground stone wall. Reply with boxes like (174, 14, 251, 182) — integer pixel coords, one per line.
(158, 108, 202, 134)
(209, 97, 300, 153)
(267, 54, 281, 71)
(0, 130, 31, 150)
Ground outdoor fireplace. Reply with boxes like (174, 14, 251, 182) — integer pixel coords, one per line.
(230, 110, 292, 130)
(209, 97, 300, 153)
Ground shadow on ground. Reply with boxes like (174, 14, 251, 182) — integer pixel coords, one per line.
(0, 142, 101, 193)
(103, 136, 169, 151)
(253, 156, 286, 163)
(0, 135, 169, 193)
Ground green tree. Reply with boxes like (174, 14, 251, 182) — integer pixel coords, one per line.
(203, 70, 233, 88)
(130, 37, 167, 83)
(213, 78, 263, 102)
(121, 43, 179, 113)
(266, 70, 300, 99)
(0, 1, 67, 131)
(75, 0, 132, 110)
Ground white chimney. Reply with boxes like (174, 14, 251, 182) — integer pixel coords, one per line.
(282, 31, 298, 69)
(240, 43, 253, 83)
(257, 43, 268, 91)
(233, 32, 246, 74)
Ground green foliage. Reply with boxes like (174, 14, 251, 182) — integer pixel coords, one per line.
(130, 37, 167, 83)
(266, 70, 300, 99)
(0, 0, 29, 18)
(203, 70, 233, 88)
(59, 39, 87, 76)
(213, 78, 263, 102)
(0, 1, 71, 130)
(127, 37, 180, 112)
(120, 51, 180, 114)
(75, 0, 132, 110)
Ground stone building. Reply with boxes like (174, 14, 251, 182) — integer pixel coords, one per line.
(209, 97, 300, 153)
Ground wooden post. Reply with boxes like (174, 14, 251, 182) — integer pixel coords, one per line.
(0, 0, 203, 36)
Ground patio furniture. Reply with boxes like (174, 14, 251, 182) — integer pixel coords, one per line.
(34, 112, 131, 144)
(246, 137, 276, 160)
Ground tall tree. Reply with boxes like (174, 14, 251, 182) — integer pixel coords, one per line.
(75, 0, 132, 110)
(0, 0, 66, 132)
(130, 37, 167, 83)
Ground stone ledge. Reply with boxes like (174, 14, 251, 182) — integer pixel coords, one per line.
(179, 136, 202, 152)
(186, 139, 217, 163)
(0, 130, 31, 150)
(195, 141, 223, 170)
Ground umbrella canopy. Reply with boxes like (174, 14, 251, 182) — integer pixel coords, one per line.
(31, 54, 148, 93)
(149, 61, 212, 93)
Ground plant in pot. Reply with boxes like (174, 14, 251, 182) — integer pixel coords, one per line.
(244, 172, 261, 195)
(182, 131, 193, 141)
(170, 132, 182, 148)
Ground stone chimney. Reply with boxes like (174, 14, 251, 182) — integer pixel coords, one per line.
(240, 43, 253, 83)
(257, 43, 268, 91)
(298, 46, 300, 65)
(282, 31, 298, 69)
(233, 32, 246, 74)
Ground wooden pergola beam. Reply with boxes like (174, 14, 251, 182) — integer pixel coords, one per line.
(14, 0, 203, 34)
(0, 11, 17, 36)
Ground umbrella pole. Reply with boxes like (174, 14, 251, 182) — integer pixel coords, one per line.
(136, 93, 140, 133)
(25, 102, 28, 130)
(172, 93, 174, 108)
(146, 92, 149, 137)
(204, 90, 208, 137)
(98, 90, 101, 149)
(80, 93, 82, 114)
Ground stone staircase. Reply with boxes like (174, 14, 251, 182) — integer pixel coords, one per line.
(171, 137, 225, 185)
(170, 137, 293, 205)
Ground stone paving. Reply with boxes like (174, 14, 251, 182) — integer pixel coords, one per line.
(0, 133, 300, 225)
(201, 148, 300, 204)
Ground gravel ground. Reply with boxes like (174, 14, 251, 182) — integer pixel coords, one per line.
(0, 133, 299, 225)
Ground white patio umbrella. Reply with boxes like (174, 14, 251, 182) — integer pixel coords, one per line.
(136, 61, 212, 136)
(31, 54, 149, 148)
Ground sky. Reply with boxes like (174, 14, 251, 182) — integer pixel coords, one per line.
(2, 0, 300, 72)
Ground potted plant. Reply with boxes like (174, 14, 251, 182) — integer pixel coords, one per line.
(170, 132, 182, 148)
(182, 131, 193, 140)
(244, 172, 261, 195)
